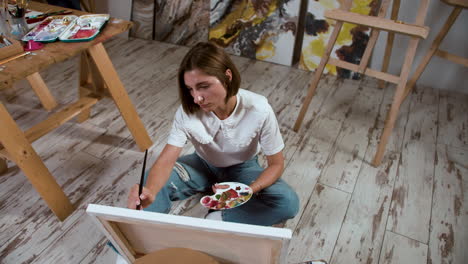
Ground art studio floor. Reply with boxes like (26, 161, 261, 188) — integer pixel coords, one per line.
(0, 37, 467, 264)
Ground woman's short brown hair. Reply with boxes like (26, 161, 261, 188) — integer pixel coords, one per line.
(178, 42, 241, 114)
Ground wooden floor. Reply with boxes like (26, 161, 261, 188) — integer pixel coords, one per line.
(0, 37, 467, 264)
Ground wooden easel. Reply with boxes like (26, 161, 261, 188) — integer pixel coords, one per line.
(405, 0, 468, 95)
(293, 0, 430, 167)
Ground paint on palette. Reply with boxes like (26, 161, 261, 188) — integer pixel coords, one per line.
(201, 182, 253, 210)
(209, 0, 301, 66)
(300, 0, 378, 79)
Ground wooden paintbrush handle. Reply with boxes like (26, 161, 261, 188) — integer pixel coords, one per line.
(0, 51, 30, 65)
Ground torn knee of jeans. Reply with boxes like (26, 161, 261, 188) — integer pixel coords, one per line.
(173, 162, 190, 182)
(169, 181, 178, 190)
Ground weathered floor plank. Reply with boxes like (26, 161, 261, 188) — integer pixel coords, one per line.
(287, 184, 350, 263)
(387, 86, 439, 244)
(437, 90, 468, 149)
(328, 142, 400, 264)
(428, 144, 468, 264)
(379, 231, 427, 264)
(319, 78, 385, 193)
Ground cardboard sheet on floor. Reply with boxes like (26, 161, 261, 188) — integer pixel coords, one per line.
(86, 204, 292, 264)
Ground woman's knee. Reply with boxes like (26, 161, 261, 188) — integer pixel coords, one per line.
(281, 190, 300, 219)
(263, 182, 300, 218)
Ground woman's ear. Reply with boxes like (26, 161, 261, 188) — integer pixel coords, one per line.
(225, 69, 233, 82)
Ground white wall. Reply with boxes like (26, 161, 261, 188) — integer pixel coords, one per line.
(94, 0, 132, 38)
(371, 1, 468, 93)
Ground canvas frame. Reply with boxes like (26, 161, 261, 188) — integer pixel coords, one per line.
(86, 204, 292, 264)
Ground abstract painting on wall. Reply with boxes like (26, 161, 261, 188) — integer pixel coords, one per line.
(131, 0, 209, 46)
(300, 0, 377, 78)
(209, 0, 301, 66)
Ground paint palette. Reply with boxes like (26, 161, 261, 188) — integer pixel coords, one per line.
(21, 14, 109, 43)
(22, 15, 77, 42)
(200, 182, 253, 210)
(59, 14, 110, 42)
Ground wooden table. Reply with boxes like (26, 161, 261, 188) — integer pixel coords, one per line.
(0, 2, 153, 221)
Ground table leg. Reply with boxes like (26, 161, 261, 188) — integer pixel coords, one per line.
(0, 102, 74, 221)
(26, 72, 58, 111)
(87, 43, 153, 151)
(77, 52, 94, 123)
(0, 158, 7, 174)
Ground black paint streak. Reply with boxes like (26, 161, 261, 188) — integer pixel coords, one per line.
(335, 26, 369, 79)
(304, 12, 329, 36)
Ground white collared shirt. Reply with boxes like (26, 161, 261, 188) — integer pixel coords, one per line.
(167, 89, 284, 167)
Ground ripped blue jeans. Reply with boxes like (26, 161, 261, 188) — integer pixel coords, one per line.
(144, 153, 299, 226)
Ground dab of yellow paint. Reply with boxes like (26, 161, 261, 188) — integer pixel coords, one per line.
(310, 37, 326, 57)
(350, 0, 372, 15)
(319, 0, 337, 10)
(352, 0, 373, 11)
(301, 37, 324, 70)
(325, 64, 337, 75)
(336, 22, 354, 45)
(256, 38, 275, 60)
(302, 32, 340, 73)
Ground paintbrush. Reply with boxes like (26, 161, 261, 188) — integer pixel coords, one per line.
(136, 149, 148, 210)
(26, 10, 73, 23)
(11, 0, 29, 17)
(0, 51, 30, 65)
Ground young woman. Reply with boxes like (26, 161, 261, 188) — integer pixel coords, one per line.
(127, 42, 299, 226)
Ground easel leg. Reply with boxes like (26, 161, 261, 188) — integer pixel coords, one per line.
(86, 43, 153, 151)
(77, 52, 93, 123)
(293, 0, 354, 132)
(372, 37, 422, 166)
(293, 21, 346, 131)
(378, 0, 401, 89)
(357, 0, 392, 73)
(0, 103, 74, 220)
(0, 158, 7, 174)
(404, 6, 462, 99)
(26, 72, 58, 111)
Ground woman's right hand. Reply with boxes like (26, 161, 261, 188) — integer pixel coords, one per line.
(127, 184, 156, 210)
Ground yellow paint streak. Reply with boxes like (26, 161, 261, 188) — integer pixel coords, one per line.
(301, 37, 324, 70)
(256, 39, 275, 60)
(310, 37, 326, 57)
(320, 0, 337, 9)
(350, 0, 372, 15)
(209, 0, 278, 45)
(336, 0, 372, 46)
(209, 1, 252, 42)
(336, 22, 355, 45)
(326, 64, 337, 75)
